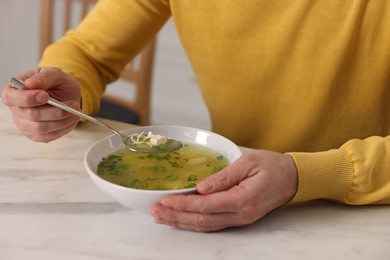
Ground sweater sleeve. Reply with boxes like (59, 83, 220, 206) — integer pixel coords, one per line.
(288, 136, 390, 205)
(38, 0, 171, 116)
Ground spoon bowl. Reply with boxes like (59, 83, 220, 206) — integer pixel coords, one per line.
(125, 137, 183, 153)
(10, 77, 182, 154)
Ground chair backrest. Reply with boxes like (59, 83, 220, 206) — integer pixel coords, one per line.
(39, 0, 155, 125)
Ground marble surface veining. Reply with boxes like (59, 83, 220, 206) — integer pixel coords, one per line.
(0, 102, 389, 260)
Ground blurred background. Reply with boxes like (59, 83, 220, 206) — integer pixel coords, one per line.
(0, 0, 211, 130)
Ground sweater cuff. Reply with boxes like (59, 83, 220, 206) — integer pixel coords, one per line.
(287, 149, 354, 203)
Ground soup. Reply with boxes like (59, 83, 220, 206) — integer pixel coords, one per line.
(97, 143, 229, 190)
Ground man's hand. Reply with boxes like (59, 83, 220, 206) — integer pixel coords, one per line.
(1, 67, 82, 142)
(151, 150, 298, 232)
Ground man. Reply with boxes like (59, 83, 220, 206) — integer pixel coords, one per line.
(2, 0, 390, 232)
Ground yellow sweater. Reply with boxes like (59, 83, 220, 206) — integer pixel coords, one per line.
(39, 0, 390, 205)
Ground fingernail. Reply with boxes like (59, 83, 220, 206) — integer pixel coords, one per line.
(69, 101, 80, 110)
(154, 217, 164, 224)
(197, 180, 212, 193)
(35, 93, 47, 104)
(161, 198, 172, 207)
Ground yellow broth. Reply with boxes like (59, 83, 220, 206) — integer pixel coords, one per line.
(97, 144, 229, 190)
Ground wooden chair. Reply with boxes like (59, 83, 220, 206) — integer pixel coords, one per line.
(39, 0, 155, 125)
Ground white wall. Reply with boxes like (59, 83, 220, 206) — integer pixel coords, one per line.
(0, 1, 40, 86)
(0, 0, 211, 130)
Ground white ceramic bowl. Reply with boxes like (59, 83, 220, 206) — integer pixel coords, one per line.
(84, 125, 242, 213)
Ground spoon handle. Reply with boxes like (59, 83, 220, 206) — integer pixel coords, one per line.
(47, 98, 125, 139)
(46, 97, 98, 124)
(9, 77, 127, 142)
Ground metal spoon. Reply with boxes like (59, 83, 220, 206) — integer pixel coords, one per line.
(10, 77, 182, 154)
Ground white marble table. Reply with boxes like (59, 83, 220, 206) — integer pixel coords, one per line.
(1, 102, 389, 260)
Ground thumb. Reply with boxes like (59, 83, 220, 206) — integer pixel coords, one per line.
(196, 155, 249, 195)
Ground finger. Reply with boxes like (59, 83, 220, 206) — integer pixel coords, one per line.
(160, 185, 247, 213)
(2, 81, 49, 108)
(13, 68, 40, 82)
(16, 116, 79, 143)
(11, 68, 80, 104)
(10, 101, 80, 121)
(197, 153, 256, 195)
(151, 204, 237, 232)
(22, 67, 69, 91)
(2, 68, 52, 107)
(155, 219, 227, 232)
(26, 123, 78, 143)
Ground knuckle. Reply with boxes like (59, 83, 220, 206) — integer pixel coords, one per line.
(168, 212, 179, 224)
(30, 121, 49, 134)
(46, 67, 62, 74)
(194, 214, 208, 227)
(217, 173, 231, 187)
(240, 215, 257, 226)
(160, 208, 179, 224)
(31, 71, 50, 85)
(1, 93, 11, 106)
(240, 152, 258, 166)
(194, 226, 211, 233)
(239, 205, 264, 226)
(58, 108, 73, 119)
(26, 132, 49, 143)
(24, 108, 41, 121)
(40, 134, 54, 143)
(14, 116, 56, 143)
(206, 170, 232, 191)
(198, 200, 212, 213)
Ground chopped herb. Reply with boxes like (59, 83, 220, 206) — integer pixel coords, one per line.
(159, 154, 171, 160)
(158, 144, 167, 149)
(163, 175, 178, 181)
(144, 177, 159, 181)
(142, 137, 151, 144)
(147, 154, 171, 160)
(97, 154, 128, 175)
(187, 175, 197, 182)
(129, 178, 140, 185)
(156, 185, 168, 190)
(184, 183, 196, 188)
(211, 165, 227, 173)
(169, 161, 183, 168)
(216, 155, 224, 161)
(143, 165, 167, 173)
(140, 182, 148, 188)
(128, 178, 149, 189)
